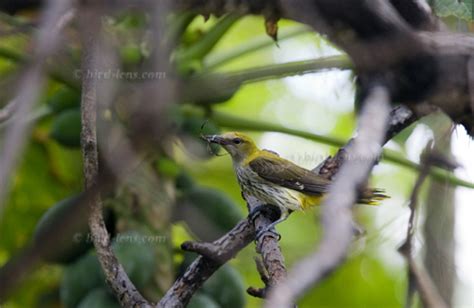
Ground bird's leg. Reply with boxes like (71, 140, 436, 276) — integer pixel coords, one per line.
(248, 204, 267, 224)
(255, 210, 290, 241)
(256, 227, 281, 241)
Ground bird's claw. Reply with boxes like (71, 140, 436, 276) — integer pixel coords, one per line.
(255, 226, 281, 241)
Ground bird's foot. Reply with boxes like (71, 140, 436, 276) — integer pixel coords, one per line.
(256, 225, 281, 241)
(248, 205, 266, 225)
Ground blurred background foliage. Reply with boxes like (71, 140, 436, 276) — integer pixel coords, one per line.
(1, 2, 474, 307)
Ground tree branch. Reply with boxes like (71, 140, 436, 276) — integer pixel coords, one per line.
(389, 0, 438, 30)
(0, 0, 74, 215)
(158, 219, 255, 307)
(79, 7, 151, 307)
(265, 85, 391, 307)
(398, 149, 449, 308)
(246, 196, 287, 299)
(247, 257, 271, 298)
(173, 0, 474, 137)
(161, 82, 434, 305)
(0, 100, 17, 123)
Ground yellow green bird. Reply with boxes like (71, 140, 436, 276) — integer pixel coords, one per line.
(204, 132, 388, 238)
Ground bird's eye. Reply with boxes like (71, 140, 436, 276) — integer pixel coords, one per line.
(233, 138, 242, 144)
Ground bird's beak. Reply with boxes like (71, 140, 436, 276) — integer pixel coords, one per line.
(203, 135, 228, 145)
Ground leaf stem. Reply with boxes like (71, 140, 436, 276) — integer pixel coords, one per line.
(223, 55, 352, 84)
(204, 25, 311, 70)
(174, 13, 241, 64)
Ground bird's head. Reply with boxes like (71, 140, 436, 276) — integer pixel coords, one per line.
(204, 132, 258, 162)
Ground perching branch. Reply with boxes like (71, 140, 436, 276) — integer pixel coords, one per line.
(246, 196, 287, 299)
(163, 94, 457, 306)
(2, 0, 466, 304)
(166, 195, 288, 305)
(265, 85, 391, 307)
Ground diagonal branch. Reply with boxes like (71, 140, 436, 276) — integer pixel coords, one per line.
(388, 0, 440, 30)
(265, 85, 392, 307)
(161, 99, 429, 306)
(0, 0, 74, 215)
(159, 218, 255, 307)
(0, 100, 17, 123)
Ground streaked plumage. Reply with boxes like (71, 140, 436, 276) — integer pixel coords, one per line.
(205, 132, 387, 237)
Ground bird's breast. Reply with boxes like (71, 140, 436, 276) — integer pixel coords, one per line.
(234, 166, 306, 211)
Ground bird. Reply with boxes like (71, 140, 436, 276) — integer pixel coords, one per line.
(204, 132, 388, 239)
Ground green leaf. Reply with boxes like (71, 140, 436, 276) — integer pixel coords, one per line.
(50, 108, 81, 148)
(174, 14, 241, 72)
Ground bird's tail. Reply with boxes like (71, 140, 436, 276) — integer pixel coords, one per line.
(358, 188, 389, 206)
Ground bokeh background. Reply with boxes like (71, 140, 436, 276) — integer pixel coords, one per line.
(1, 8, 474, 308)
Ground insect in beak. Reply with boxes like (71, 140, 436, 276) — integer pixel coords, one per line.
(200, 122, 228, 156)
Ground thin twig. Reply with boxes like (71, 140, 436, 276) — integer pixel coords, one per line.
(398, 148, 449, 308)
(0, 100, 16, 123)
(266, 85, 391, 307)
(399, 155, 431, 308)
(247, 257, 270, 298)
(163, 98, 423, 306)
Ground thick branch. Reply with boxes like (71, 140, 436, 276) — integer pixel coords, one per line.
(173, 0, 474, 136)
(266, 85, 391, 307)
(163, 99, 430, 306)
(389, 0, 439, 30)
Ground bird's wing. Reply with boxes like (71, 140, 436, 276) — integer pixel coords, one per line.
(248, 155, 330, 195)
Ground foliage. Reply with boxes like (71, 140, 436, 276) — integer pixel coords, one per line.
(0, 7, 471, 308)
